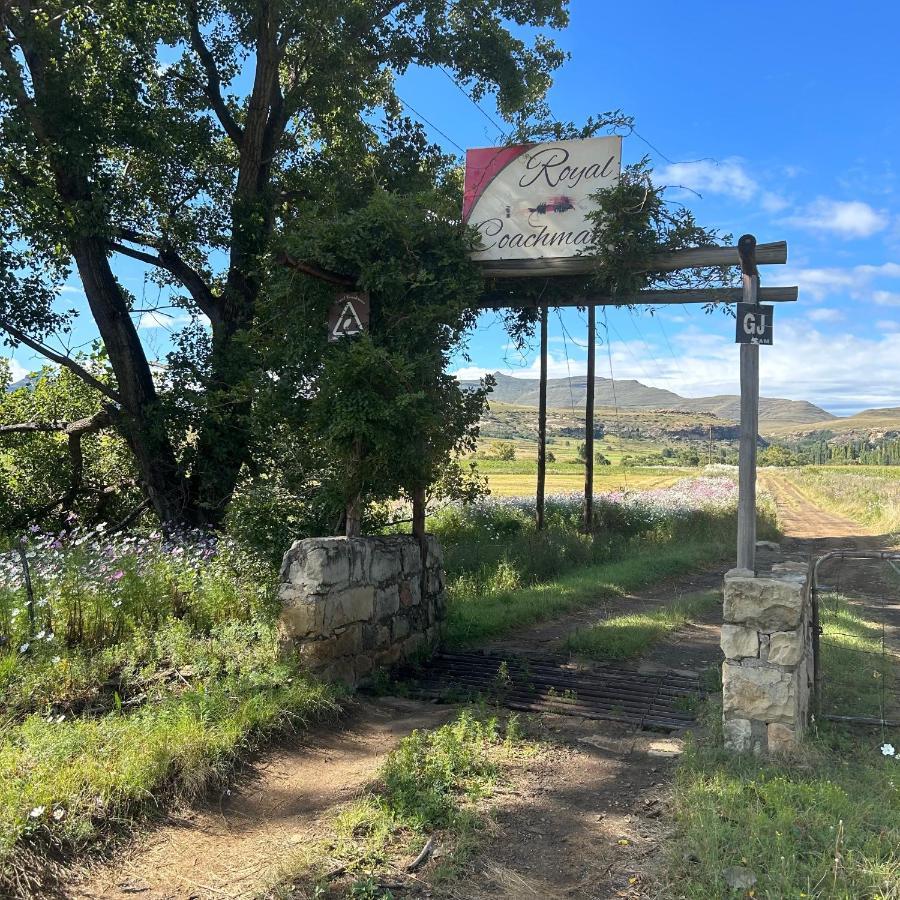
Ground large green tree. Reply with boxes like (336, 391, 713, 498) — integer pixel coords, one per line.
(0, 0, 567, 525)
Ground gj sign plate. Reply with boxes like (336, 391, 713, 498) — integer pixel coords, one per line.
(463, 136, 621, 262)
(328, 292, 369, 342)
(735, 303, 774, 345)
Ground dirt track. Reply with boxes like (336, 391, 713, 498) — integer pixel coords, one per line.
(63, 475, 897, 900)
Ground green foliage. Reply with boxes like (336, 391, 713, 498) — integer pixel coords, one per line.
(0, 1, 570, 524)
(259, 188, 491, 523)
(0, 364, 138, 533)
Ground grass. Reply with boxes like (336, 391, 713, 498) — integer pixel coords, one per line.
(0, 620, 340, 894)
(564, 590, 720, 660)
(483, 466, 688, 497)
(0, 532, 343, 894)
(668, 717, 900, 899)
(445, 541, 732, 646)
(819, 594, 898, 719)
(275, 709, 535, 898)
(666, 597, 900, 899)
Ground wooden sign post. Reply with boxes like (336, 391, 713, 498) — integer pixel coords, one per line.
(737, 235, 760, 572)
(583, 304, 596, 531)
(536, 306, 549, 530)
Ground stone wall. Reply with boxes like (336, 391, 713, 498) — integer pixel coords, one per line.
(276, 535, 446, 685)
(721, 561, 813, 753)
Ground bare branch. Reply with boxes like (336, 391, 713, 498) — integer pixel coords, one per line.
(0, 319, 123, 405)
(185, 1, 244, 148)
(109, 240, 222, 327)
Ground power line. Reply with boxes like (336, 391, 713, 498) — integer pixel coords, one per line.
(396, 94, 466, 154)
(395, 95, 467, 155)
(435, 64, 507, 139)
(601, 307, 627, 491)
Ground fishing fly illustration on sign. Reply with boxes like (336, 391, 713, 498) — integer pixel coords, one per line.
(463, 136, 622, 262)
(328, 292, 369, 342)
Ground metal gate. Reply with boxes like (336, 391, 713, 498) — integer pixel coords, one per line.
(811, 550, 900, 727)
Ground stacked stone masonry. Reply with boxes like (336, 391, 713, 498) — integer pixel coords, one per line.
(277, 535, 446, 685)
(721, 561, 813, 754)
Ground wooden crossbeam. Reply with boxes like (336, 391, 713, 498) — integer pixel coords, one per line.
(476, 241, 787, 279)
(478, 285, 798, 310)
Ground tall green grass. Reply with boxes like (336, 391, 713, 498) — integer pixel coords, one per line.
(669, 719, 900, 898)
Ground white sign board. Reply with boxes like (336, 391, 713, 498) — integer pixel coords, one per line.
(463, 136, 621, 263)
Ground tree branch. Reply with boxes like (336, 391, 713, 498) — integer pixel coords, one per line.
(185, 1, 244, 148)
(0, 319, 124, 405)
(109, 240, 223, 327)
(279, 252, 358, 287)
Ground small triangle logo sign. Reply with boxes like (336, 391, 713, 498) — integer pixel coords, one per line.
(328, 293, 369, 341)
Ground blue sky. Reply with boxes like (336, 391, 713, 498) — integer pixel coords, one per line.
(5, 1, 899, 415)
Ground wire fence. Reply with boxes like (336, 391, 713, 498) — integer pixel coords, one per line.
(812, 551, 900, 738)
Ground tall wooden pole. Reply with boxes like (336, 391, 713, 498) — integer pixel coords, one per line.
(737, 235, 759, 571)
(583, 304, 596, 531)
(536, 306, 548, 530)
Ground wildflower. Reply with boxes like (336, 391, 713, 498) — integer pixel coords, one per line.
(19, 643, 29, 653)
(35, 629, 46, 640)
(28, 806, 45, 819)
(882, 743, 897, 757)
(45, 632, 54, 643)
(52, 656, 61, 665)
(52, 808, 65, 822)
(112, 570, 125, 581)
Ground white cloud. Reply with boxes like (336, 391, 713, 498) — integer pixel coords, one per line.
(781, 261, 900, 302)
(761, 192, 790, 213)
(57, 285, 83, 295)
(877, 319, 900, 332)
(784, 198, 889, 238)
(656, 158, 757, 201)
(137, 310, 192, 330)
(2, 357, 29, 382)
(873, 290, 900, 307)
(451, 366, 494, 381)
(807, 308, 843, 322)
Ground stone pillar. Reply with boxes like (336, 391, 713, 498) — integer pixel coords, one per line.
(721, 561, 813, 753)
(276, 535, 446, 686)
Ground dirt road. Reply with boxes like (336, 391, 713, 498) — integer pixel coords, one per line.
(64, 476, 897, 900)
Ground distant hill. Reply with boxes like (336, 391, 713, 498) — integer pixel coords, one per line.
(461, 372, 835, 425)
(766, 406, 900, 441)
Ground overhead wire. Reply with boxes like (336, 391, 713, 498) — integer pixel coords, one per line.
(601, 307, 627, 491)
(395, 94, 467, 155)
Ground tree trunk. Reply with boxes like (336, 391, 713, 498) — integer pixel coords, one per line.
(72, 238, 188, 524)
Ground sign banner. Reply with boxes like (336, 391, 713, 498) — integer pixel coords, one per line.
(735, 303, 774, 345)
(328, 292, 369, 342)
(463, 136, 621, 263)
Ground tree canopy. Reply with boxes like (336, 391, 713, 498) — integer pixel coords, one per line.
(0, 0, 569, 527)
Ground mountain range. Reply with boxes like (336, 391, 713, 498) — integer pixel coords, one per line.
(460, 372, 836, 425)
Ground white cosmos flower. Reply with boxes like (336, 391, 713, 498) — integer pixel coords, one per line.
(52, 808, 65, 822)
(881, 743, 896, 757)
(28, 806, 45, 819)
(18, 643, 28, 653)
